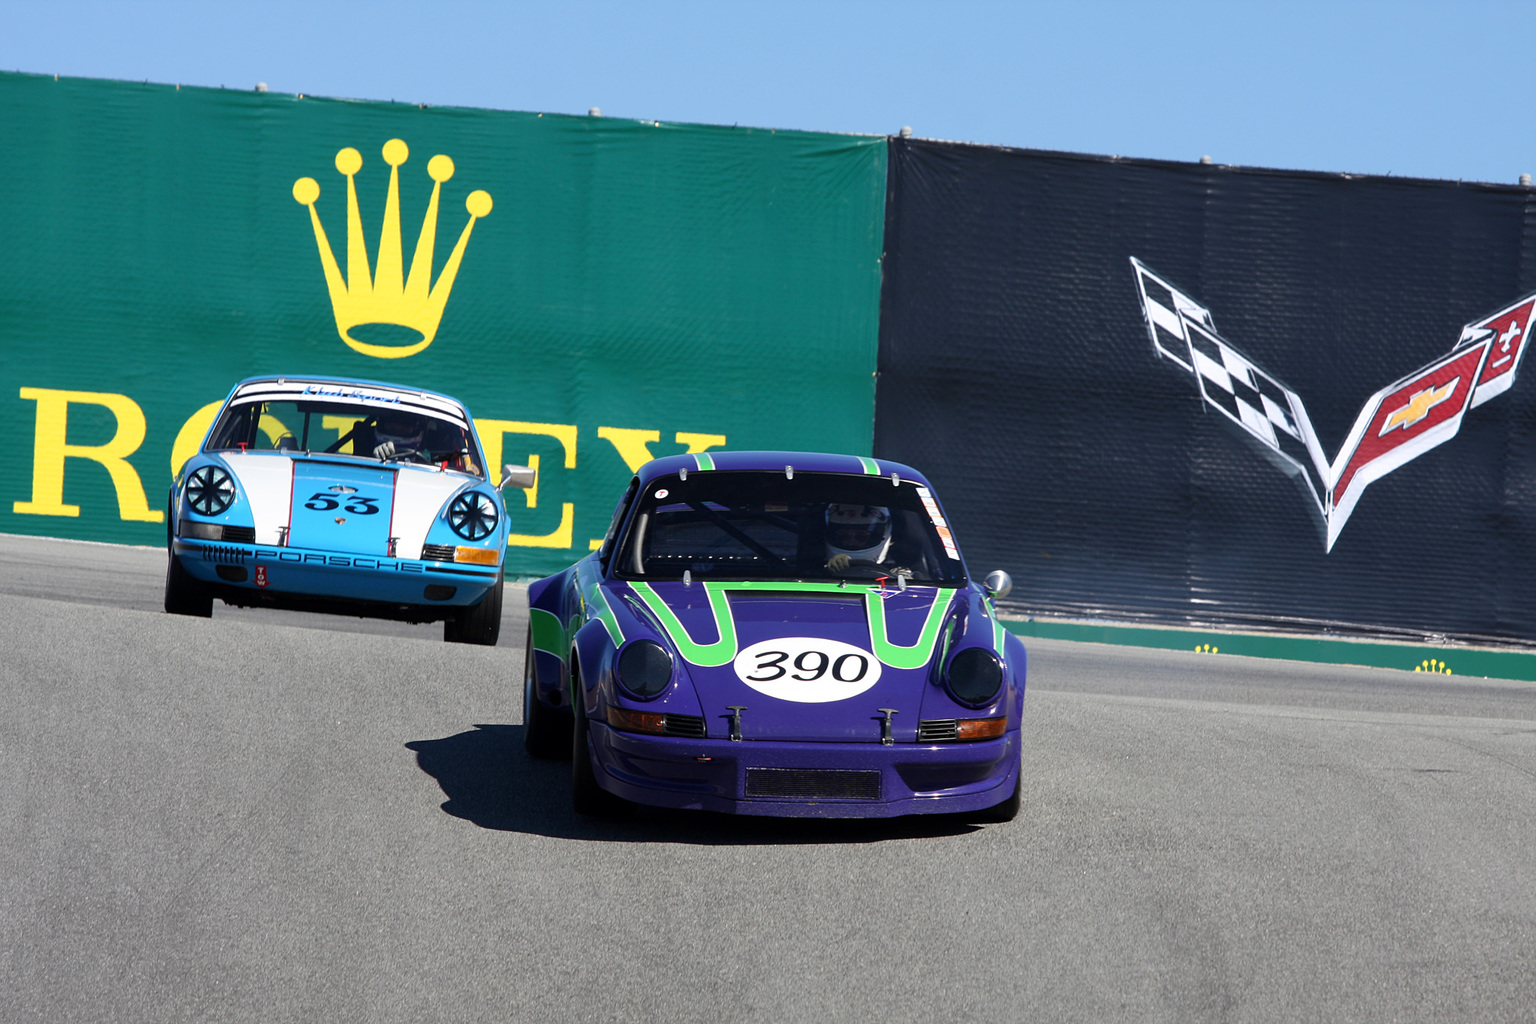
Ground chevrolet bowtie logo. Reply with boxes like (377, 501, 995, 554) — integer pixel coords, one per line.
(1132, 257, 1536, 551)
(1380, 380, 1457, 435)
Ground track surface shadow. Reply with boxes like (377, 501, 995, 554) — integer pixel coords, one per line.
(406, 724, 982, 844)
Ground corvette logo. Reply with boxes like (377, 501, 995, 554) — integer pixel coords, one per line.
(1131, 257, 1536, 551)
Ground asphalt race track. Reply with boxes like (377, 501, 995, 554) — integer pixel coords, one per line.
(2, 534, 1534, 1023)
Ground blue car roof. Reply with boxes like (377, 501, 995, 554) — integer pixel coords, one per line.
(226, 374, 469, 409)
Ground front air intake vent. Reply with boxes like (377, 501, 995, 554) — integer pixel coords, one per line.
(222, 525, 255, 544)
(918, 719, 960, 742)
(421, 544, 455, 562)
(662, 714, 707, 738)
(745, 768, 881, 800)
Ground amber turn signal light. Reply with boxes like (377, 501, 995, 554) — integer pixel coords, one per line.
(956, 717, 1007, 741)
(454, 545, 500, 565)
(605, 706, 670, 735)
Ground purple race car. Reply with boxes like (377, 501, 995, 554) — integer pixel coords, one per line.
(523, 451, 1026, 820)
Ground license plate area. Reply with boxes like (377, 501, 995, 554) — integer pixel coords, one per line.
(744, 768, 881, 800)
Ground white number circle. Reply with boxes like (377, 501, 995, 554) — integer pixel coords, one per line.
(732, 637, 882, 703)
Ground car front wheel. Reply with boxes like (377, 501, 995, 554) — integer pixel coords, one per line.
(970, 759, 1021, 824)
(163, 551, 212, 618)
(523, 626, 571, 759)
(571, 671, 628, 818)
(445, 571, 503, 645)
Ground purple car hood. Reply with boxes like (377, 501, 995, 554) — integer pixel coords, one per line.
(624, 580, 961, 742)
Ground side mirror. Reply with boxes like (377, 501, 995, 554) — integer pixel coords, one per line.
(500, 463, 537, 490)
(982, 569, 1013, 601)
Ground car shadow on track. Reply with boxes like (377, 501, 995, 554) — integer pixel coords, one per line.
(405, 724, 983, 844)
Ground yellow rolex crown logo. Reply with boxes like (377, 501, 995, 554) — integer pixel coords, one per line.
(293, 139, 491, 359)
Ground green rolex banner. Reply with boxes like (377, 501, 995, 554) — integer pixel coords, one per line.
(0, 72, 887, 577)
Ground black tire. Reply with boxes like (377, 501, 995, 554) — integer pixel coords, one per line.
(445, 571, 503, 645)
(571, 673, 628, 818)
(523, 626, 571, 759)
(972, 763, 1022, 824)
(163, 550, 212, 618)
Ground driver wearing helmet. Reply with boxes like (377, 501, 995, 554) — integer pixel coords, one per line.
(824, 503, 894, 572)
(372, 411, 425, 461)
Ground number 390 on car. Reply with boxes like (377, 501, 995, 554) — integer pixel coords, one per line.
(522, 449, 1027, 821)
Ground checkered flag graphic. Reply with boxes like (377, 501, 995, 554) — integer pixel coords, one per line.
(1131, 259, 1329, 520)
(1131, 257, 1212, 373)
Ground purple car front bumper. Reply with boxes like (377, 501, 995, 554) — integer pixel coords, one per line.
(590, 722, 1020, 818)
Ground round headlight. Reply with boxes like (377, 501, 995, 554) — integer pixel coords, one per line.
(448, 491, 499, 541)
(616, 639, 673, 699)
(186, 465, 236, 516)
(946, 647, 1003, 707)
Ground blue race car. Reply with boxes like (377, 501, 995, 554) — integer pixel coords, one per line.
(164, 375, 532, 644)
(523, 451, 1026, 820)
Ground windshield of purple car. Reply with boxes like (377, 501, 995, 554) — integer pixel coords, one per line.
(612, 471, 966, 584)
(204, 400, 483, 475)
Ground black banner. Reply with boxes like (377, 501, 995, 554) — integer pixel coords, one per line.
(875, 138, 1536, 643)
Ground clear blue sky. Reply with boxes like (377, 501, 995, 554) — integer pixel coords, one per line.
(6, 0, 1530, 186)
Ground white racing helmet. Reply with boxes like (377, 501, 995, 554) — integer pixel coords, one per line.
(825, 504, 892, 562)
